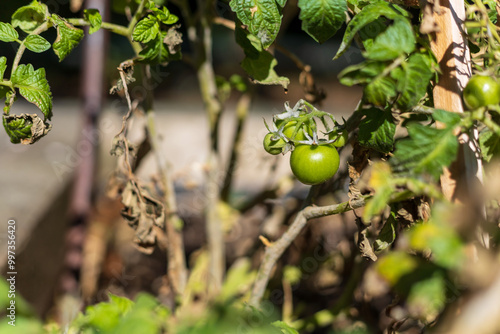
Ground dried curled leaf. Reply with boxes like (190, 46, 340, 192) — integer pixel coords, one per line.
(163, 25, 183, 54)
(3, 113, 51, 144)
(121, 180, 165, 254)
(110, 60, 136, 95)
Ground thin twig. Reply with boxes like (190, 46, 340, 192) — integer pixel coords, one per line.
(248, 196, 368, 307)
(220, 92, 252, 202)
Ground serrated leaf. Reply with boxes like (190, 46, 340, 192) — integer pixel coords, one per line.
(84, 9, 102, 35)
(138, 31, 180, 64)
(276, 0, 287, 7)
(241, 50, 289, 89)
(51, 15, 84, 61)
(374, 211, 397, 252)
(0, 56, 7, 79)
(338, 60, 386, 86)
(24, 35, 51, 53)
(358, 108, 395, 153)
(298, 0, 347, 44)
(364, 75, 397, 106)
(432, 108, 461, 128)
(11, 64, 52, 119)
(3, 113, 51, 144)
(152, 7, 178, 25)
(235, 20, 263, 56)
(230, 0, 282, 49)
(391, 124, 458, 180)
(479, 129, 500, 162)
(392, 53, 434, 110)
(132, 15, 159, 43)
(11, 0, 47, 33)
(0, 22, 19, 42)
(364, 18, 415, 60)
(363, 162, 395, 220)
(333, 1, 406, 59)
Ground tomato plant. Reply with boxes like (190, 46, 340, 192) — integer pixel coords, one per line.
(289, 144, 340, 185)
(1, 0, 500, 333)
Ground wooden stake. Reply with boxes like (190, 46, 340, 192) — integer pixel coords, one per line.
(431, 0, 483, 202)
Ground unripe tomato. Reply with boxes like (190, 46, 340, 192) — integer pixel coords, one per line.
(276, 119, 313, 141)
(463, 75, 500, 109)
(263, 132, 285, 155)
(289, 144, 340, 185)
(328, 130, 348, 147)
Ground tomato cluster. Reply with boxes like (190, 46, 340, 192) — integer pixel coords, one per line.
(262, 102, 347, 185)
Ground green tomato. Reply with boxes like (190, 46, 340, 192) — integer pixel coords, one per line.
(276, 119, 313, 141)
(289, 144, 340, 185)
(263, 133, 285, 155)
(463, 75, 500, 109)
(328, 130, 348, 147)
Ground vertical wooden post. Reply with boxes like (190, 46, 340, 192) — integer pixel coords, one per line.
(431, 0, 483, 202)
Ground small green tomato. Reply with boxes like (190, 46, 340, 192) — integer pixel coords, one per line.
(463, 75, 500, 109)
(289, 144, 340, 185)
(263, 133, 286, 155)
(328, 130, 348, 147)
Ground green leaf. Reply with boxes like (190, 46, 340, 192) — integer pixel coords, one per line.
(3, 113, 51, 144)
(376, 251, 418, 285)
(373, 211, 397, 252)
(363, 162, 395, 220)
(51, 15, 84, 62)
(138, 31, 181, 64)
(391, 124, 459, 180)
(479, 129, 500, 162)
(432, 108, 461, 128)
(364, 75, 397, 106)
(151, 6, 178, 25)
(298, 0, 347, 44)
(84, 9, 102, 35)
(338, 60, 387, 86)
(0, 22, 19, 42)
(11, 0, 47, 33)
(230, 0, 283, 49)
(24, 35, 51, 53)
(11, 64, 52, 119)
(241, 50, 289, 89)
(409, 204, 464, 269)
(132, 15, 159, 43)
(0, 56, 7, 79)
(364, 18, 415, 61)
(272, 321, 299, 334)
(108, 294, 134, 314)
(391, 53, 434, 110)
(407, 273, 446, 320)
(358, 108, 395, 153)
(333, 1, 407, 59)
(219, 258, 257, 301)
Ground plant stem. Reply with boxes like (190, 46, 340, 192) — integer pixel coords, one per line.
(194, 0, 225, 296)
(248, 196, 368, 307)
(68, 18, 130, 37)
(220, 92, 252, 202)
